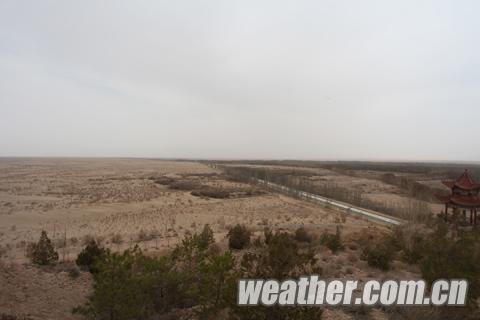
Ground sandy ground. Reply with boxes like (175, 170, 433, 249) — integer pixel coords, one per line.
(0, 159, 411, 319)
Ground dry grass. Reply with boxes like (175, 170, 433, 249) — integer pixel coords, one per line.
(0, 159, 428, 320)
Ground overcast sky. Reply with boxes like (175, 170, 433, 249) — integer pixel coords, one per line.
(1, 1, 479, 161)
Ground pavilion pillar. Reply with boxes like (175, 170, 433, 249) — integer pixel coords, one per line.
(445, 204, 448, 221)
(470, 210, 474, 225)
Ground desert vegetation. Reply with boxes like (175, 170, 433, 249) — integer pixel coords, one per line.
(30, 230, 58, 265)
(71, 224, 323, 319)
(149, 174, 266, 199)
(1, 159, 480, 319)
(68, 220, 480, 319)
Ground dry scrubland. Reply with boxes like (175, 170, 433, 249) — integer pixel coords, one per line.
(0, 159, 375, 262)
(0, 159, 475, 319)
(0, 159, 387, 319)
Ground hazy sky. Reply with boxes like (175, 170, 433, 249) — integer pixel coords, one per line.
(1, 1, 479, 160)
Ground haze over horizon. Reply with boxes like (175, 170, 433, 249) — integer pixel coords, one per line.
(1, 1, 480, 161)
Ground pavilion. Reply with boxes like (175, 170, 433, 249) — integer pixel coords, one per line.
(437, 169, 480, 225)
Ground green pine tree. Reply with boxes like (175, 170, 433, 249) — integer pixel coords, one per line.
(32, 230, 59, 265)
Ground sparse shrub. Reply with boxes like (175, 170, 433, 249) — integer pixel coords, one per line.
(362, 241, 395, 271)
(197, 224, 214, 250)
(191, 187, 230, 199)
(227, 224, 251, 250)
(76, 240, 108, 273)
(172, 227, 215, 266)
(261, 231, 315, 278)
(153, 176, 175, 185)
(401, 233, 425, 264)
(320, 226, 344, 253)
(387, 225, 426, 265)
(294, 227, 312, 243)
(244, 231, 315, 279)
(169, 181, 200, 191)
(31, 230, 59, 265)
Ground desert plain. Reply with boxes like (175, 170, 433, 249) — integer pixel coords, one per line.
(0, 158, 457, 319)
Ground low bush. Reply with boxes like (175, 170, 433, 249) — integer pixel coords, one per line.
(362, 241, 395, 271)
(320, 226, 344, 253)
(76, 240, 108, 273)
(168, 181, 200, 191)
(153, 176, 175, 185)
(294, 227, 313, 243)
(197, 224, 215, 250)
(243, 231, 316, 279)
(401, 234, 425, 264)
(227, 224, 251, 250)
(31, 230, 58, 265)
(191, 187, 230, 199)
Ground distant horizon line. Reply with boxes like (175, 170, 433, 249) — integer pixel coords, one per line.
(0, 156, 479, 165)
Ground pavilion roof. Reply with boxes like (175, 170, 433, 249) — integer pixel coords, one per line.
(441, 170, 480, 191)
